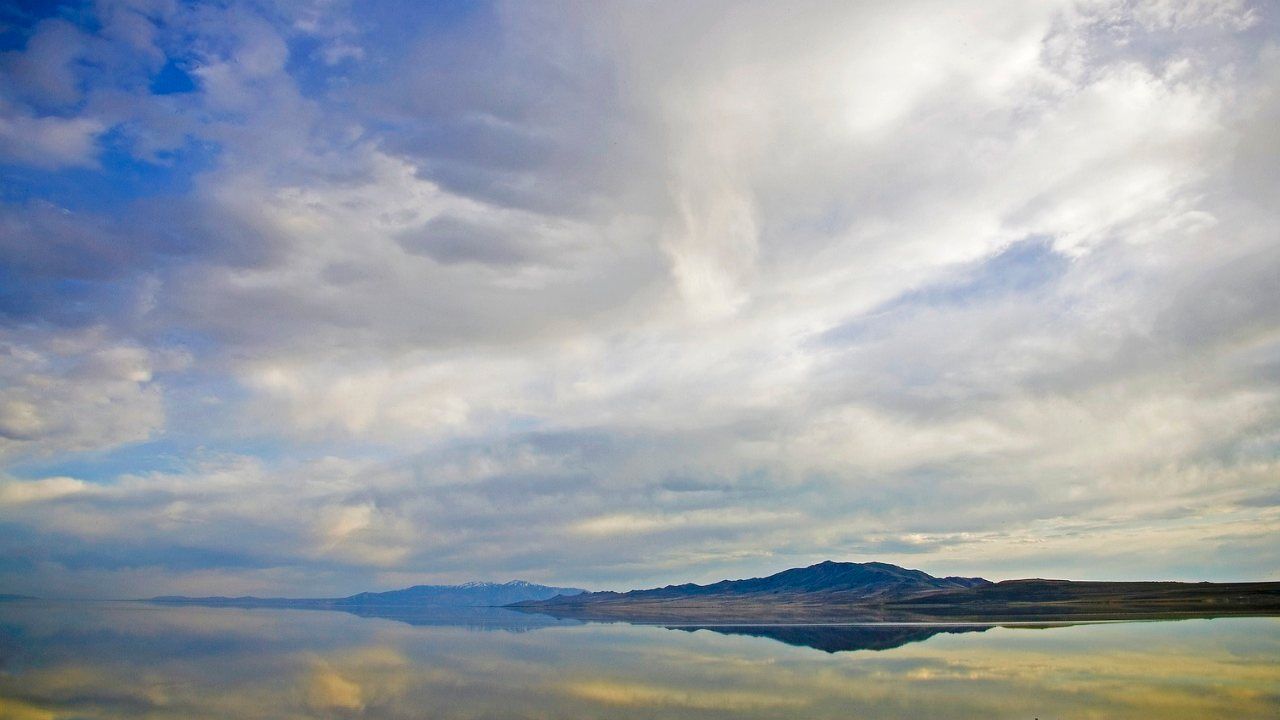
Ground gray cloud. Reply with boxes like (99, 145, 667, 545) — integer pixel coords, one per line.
(397, 215, 536, 267)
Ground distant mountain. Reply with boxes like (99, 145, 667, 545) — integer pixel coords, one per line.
(517, 561, 988, 607)
(644, 560, 985, 599)
(335, 580, 586, 607)
(511, 561, 1280, 623)
(152, 580, 585, 610)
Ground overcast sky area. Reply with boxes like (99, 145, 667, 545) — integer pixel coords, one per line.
(0, 0, 1277, 598)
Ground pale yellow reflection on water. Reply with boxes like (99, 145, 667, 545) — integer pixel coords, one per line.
(0, 602, 1276, 719)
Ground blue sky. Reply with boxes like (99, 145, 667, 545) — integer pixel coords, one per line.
(0, 0, 1278, 598)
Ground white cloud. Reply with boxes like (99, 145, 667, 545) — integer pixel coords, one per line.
(0, 476, 88, 505)
(0, 111, 104, 169)
(0, 329, 170, 460)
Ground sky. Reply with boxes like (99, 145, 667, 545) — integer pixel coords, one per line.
(0, 0, 1277, 599)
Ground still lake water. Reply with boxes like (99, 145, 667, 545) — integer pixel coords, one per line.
(0, 601, 1277, 719)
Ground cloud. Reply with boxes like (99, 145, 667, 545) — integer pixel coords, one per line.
(396, 215, 537, 267)
(0, 328, 172, 461)
(0, 112, 104, 169)
(0, 18, 91, 109)
(0, 476, 87, 505)
(0, 0, 1276, 595)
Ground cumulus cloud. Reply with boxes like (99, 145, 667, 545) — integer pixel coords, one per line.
(0, 0, 1276, 596)
(0, 328, 172, 460)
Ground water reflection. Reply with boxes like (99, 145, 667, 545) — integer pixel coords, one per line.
(0, 600, 1276, 719)
(296, 604, 582, 630)
(668, 622, 994, 652)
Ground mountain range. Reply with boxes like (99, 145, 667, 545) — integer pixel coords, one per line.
(151, 580, 585, 609)
(147, 561, 1280, 624)
(511, 560, 1280, 623)
(540, 560, 988, 602)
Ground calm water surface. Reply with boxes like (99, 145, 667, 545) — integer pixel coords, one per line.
(0, 601, 1276, 719)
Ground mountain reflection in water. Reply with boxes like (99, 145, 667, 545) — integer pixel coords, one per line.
(0, 600, 1277, 719)
(148, 599, 991, 652)
(309, 604, 584, 630)
(668, 623, 995, 652)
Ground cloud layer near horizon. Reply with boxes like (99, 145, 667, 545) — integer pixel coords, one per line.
(1, 0, 1277, 597)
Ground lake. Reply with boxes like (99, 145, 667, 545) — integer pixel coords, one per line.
(1, 601, 1276, 718)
